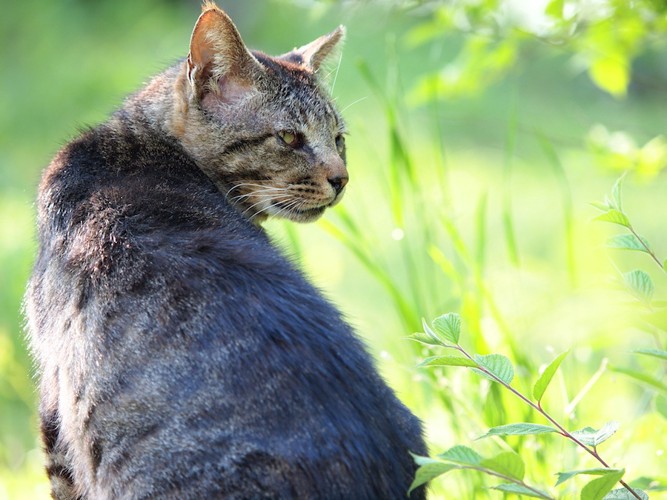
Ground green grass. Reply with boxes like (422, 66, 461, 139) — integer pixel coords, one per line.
(2, 1, 667, 498)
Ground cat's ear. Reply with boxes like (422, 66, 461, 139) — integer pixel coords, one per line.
(281, 26, 346, 73)
(187, 3, 262, 103)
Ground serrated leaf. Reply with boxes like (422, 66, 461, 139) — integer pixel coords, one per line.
(480, 451, 525, 481)
(437, 445, 483, 466)
(408, 458, 458, 494)
(581, 469, 625, 500)
(606, 234, 651, 253)
(473, 353, 514, 384)
(634, 348, 667, 361)
(612, 366, 667, 393)
(479, 423, 559, 439)
(533, 350, 570, 403)
(623, 270, 654, 304)
(491, 483, 552, 499)
(432, 313, 461, 344)
(604, 487, 649, 500)
(595, 209, 630, 227)
(407, 332, 445, 347)
(418, 355, 477, 368)
(571, 422, 619, 447)
(421, 318, 444, 346)
(556, 468, 616, 487)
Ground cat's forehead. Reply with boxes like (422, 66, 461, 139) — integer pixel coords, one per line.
(252, 51, 343, 127)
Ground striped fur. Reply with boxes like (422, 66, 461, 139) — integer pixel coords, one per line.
(25, 3, 426, 499)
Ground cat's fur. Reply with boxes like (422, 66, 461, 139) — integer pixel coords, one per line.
(25, 3, 426, 499)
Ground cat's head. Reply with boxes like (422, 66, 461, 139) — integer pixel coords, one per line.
(171, 2, 347, 223)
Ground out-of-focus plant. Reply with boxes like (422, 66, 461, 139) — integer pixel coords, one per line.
(409, 313, 652, 499)
(593, 176, 667, 421)
(404, 0, 667, 101)
(587, 127, 667, 179)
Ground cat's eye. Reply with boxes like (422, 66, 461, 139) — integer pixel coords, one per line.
(335, 134, 346, 155)
(277, 130, 304, 149)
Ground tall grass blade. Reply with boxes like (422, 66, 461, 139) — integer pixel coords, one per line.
(537, 131, 577, 287)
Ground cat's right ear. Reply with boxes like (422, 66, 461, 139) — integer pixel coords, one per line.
(187, 4, 262, 104)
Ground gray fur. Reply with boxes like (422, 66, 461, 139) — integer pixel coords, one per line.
(25, 4, 426, 499)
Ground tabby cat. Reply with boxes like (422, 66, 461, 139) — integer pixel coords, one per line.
(25, 3, 427, 498)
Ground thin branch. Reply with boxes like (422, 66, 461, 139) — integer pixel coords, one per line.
(453, 343, 643, 500)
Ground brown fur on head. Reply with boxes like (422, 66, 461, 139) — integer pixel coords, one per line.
(169, 2, 347, 223)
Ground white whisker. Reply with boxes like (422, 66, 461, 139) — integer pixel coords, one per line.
(330, 52, 344, 94)
(340, 96, 368, 114)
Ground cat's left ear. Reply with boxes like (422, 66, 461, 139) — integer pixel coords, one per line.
(280, 26, 346, 73)
(187, 4, 263, 103)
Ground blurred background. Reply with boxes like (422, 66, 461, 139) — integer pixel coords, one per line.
(1, 0, 666, 498)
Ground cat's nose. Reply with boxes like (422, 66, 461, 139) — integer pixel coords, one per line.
(328, 175, 348, 195)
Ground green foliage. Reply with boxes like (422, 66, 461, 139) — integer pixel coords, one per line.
(571, 422, 620, 448)
(533, 351, 570, 403)
(412, 315, 649, 498)
(479, 423, 559, 439)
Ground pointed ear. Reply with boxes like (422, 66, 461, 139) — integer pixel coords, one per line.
(281, 26, 346, 73)
(187, 3, 262, 103)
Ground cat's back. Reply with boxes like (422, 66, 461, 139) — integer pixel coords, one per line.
(29, 123, 425, 499)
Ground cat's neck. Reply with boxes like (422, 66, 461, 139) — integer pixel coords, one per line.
(111, 63, 190, 140)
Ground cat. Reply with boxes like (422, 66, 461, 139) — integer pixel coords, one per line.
(24, 2, 427, 499)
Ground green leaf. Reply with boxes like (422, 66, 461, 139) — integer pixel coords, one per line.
(612, 366, 667, 393)
(545, 0, 564, 18)
(603, 487, 649, 499)
(437, 445, 483, 466)
(480, 451, 525, 481)
(418, 355, 478, 368)
(623, 270, 654, 304)
(408, 457, 458, 494)
(473, 353, 514, 384)
(421, 318, 444, 346)
(634, 348, 667, 361)
(533, 350, 569, 403)
(610, 174, 625, 211)
(479, 423, 559, 439)
(432, 313, 461, 344)
(629, 476, 667, 492)
(407, 332, 445, 347)
(491, 483, 552, 499)
(589, 55, 629, 98)
(595, 209, 630, 227)
(581, 469, 625, 500)
(571, 422, 619, 447)
(556, 468, 615, 487)
(606, 234, 651, 253)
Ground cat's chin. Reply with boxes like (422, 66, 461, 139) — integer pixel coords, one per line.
(274, 205, 327, 223)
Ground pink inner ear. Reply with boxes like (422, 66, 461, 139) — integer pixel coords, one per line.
(216, 75, 254, 104)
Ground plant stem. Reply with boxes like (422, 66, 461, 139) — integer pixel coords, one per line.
(455, 344, 643, 500)
(627, 223, 665, 272)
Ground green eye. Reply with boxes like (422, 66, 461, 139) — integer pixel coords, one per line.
(278, 130, 304, 149)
